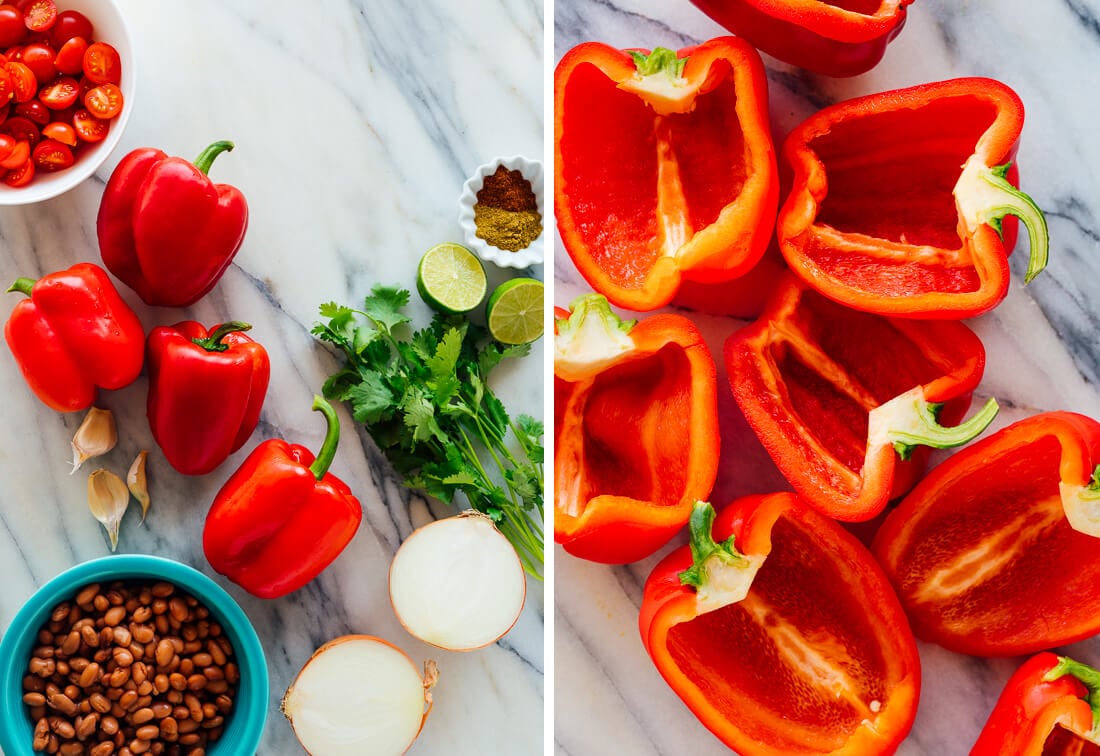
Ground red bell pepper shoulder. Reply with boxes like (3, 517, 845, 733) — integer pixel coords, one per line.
(778, 77, 1048, 319)
(724, 272, 998, 521)
(688, 0, 915, 77)
(640, 497, 919, 755)
(873, 412, 1100, 656)
(555, 37, 777, 312)
(554, 294, 719, 563)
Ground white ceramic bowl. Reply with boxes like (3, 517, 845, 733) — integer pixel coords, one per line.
(0, 0, 135, 205)
(458, 155, 545, 269)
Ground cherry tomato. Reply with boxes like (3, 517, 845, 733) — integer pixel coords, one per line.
(40, 118, 71, 145)
(0, 102, 9, 126)
(31, 136, 67, 170)
(0, 131, 13, 160)
(0, 137, 27, 168)
(4, 155, 34, 186)
(0, 67, 11, 103)
(5, 60, 34, 101)
(71, 107, 104, 142)
(23, 0, 54, 32)
(2, 114, 37, 144)
(5, 45, 21, 61)
(19, 40, 54, 81)
(37, 74, 75, 108)
(52, 33, 83, 73)
(47, 8, 89, 47)
(81, 41, 118, 84)
(0, 4, 26, 47)
(14, 98, 46, 124)
(83, 82, 120, 119)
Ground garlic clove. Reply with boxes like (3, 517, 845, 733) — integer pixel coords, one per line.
(127, 451, 150, 522)
(71, 407, 117, 475)
(88, 469, 129, 552)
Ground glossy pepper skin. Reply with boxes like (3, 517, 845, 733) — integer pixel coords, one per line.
(4, 263, 144, 412)
(724, 273, 998, 522)
(554, 294, 718, 563)
(555, 37, 777, 312)
(203, 396, 362, 599)
(778, 78, 1049, 319)
(689, 0, 914, 77)
(873, 412, 1100, 656)
(640, 497, 920, 755)
(147, 321, 271, 476)
(98, 140, 248, 307)
(972, 653, 1100, 755)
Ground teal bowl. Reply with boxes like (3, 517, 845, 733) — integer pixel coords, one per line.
(0, 554, 268, 755)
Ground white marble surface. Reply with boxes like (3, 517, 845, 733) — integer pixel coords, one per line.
(0, 1, 544, 754)
(554, 1, 1100, 754)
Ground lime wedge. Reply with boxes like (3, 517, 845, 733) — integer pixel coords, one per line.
(416, 243, 487, 314)
(486, 278, 544, 345)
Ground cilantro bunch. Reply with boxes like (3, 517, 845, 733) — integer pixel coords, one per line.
(313, 286, 544, 578)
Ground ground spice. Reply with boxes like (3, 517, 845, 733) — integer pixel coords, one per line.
(474, 164, 542, 252)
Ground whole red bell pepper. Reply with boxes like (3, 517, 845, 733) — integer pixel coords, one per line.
(555, 37, 777, 312)
(97, 140, 248, 307)
(554, 294, 719, 563)
(724, 272, 998, 521)
(640, 497, 920, 755)
(689, 0, 915, 77)
(873, 412, 1100, 656)
(972, 653, 1100, 755)
(203, 395, 362, 599)
(4, 262, 144, 412)
(778, 77, 1048, 319)
(147, 321, 270, 476)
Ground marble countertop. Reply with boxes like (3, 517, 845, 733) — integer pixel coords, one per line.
(0, 1, 544, 754)
(554, 1, 1100, 754)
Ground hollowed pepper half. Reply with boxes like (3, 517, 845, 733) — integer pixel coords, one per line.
(778, 77, 1049, 319)
(640, 497, 920, 755)
(724, 272, 998, 521)
(555, 37, 777, 312)
(873, 412, 1100, 657)
(554, 294, 718, 563)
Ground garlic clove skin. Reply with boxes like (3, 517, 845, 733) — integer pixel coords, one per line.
(88, 469, 129, 551)
(71, 407, 118, 475)
(127, 451, 150, 522)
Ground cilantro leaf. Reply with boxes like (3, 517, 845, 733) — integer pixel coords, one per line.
(363, 285, 411, 335)
(347, 373, 396, 424)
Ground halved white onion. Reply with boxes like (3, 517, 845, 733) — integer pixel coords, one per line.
(389, 510, 526, 651)
(282, 635, 438, 756)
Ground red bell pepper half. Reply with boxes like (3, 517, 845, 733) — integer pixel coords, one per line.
(873, 412, 1100, 656)
(688, 0, 915, 77)
(778, 77, 1049, 319)
(147, 321, 271, 476)
(724, 273, 998, 521)
(972, 652, 1100, 756)
(554, 294, 718, 563)
(4, 262, 144, 413)
(97, 140, 248, 307)
(555, 37, 778, 311)
(203, 396, 362, 599)
(640, 497, 919, 755)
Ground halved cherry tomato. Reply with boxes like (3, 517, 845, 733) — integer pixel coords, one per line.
(0, 67, 11, 103)
(2, 114, 37, 144)
(83, 81, 120, 119)
(37, 74, 75, 108)
(14, 98, 46, 124)
(40, 119, 71, 145)
(0, 131, 13, 160)
(31, 136, 68, 170)
(52, 33, 83, 73)
(81, 41, 118, 84)
(19, 40, 54, 81)
(71, 107, 104, 142)
(0, 137, 27, 168)
(23, 0, 54, 32)
(5, 60, 35, 101)
(0, 4, 26, 48)
(4, 155, 34, 186)
(47, 8, 89, 47)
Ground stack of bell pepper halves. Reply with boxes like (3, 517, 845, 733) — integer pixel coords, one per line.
(554, 17, 1100, 756)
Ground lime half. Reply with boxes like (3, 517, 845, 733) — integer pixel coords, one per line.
(487, 278, 544, 345)
(417, 243, 487, 313)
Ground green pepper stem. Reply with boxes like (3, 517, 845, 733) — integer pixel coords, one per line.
(983, 163, 1050, 284)
(7, 277, 35, 296)
(192, 321, 252, 352)
(1043, 656, 1100, 734)
(308, 395, 341, 480)
(891, 396, 1000, 460)
(193, 140, 235, 175)
(679, 501, 744, 591)
(628, 47, 687, 79)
